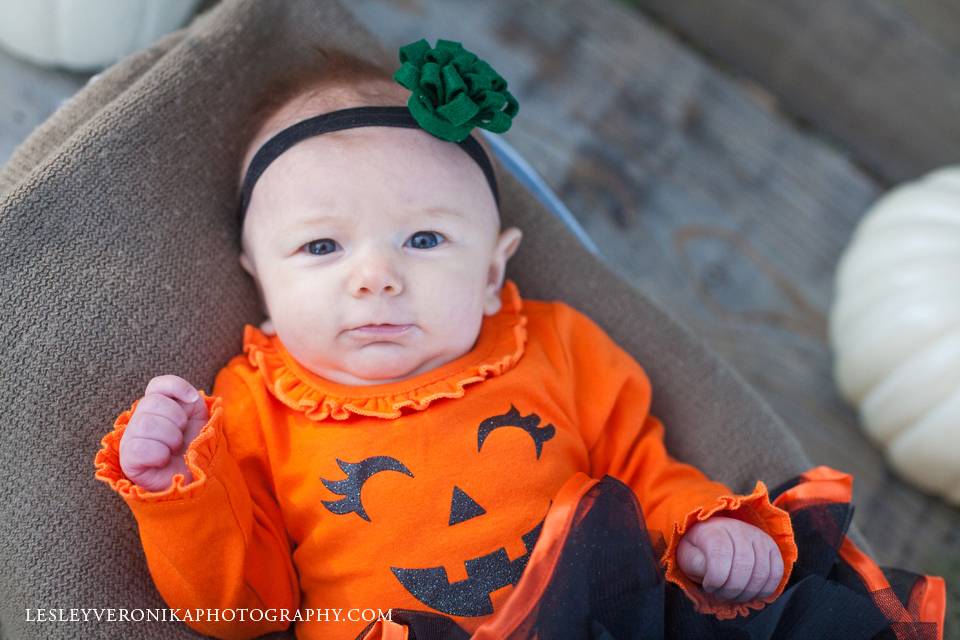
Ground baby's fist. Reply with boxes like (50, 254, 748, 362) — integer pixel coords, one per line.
(677, 516, 784, 603)
(120, 375, 209, 492)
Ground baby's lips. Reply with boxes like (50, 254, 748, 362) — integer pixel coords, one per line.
(349, 323, 415, 335)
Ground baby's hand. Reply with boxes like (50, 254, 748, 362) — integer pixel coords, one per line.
(676, 516, 784, 603)
(119, 375, 209, 492)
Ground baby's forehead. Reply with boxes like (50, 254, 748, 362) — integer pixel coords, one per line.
(251, 125, 490, 206)
(239, 84, 502, 242)
(264, 180, 486, 230)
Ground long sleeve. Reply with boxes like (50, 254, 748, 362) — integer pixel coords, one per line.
(93, 365, 300, 639)
(552, 302, 798, 620)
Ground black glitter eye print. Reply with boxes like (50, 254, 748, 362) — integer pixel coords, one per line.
(477, 404, 556, 458)
(320, 456, 413, 521)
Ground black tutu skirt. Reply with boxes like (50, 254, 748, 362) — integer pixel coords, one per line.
(356, 467, 946, 640)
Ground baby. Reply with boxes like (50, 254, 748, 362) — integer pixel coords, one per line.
(95, 41, 795, 639)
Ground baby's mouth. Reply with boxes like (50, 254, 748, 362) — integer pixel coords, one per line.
(348, 323, 415, 336)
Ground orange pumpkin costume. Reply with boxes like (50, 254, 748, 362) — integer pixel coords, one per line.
(94, 278, 800, 639)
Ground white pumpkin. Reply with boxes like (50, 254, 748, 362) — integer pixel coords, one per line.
(830, 166, 960, 504)
(0, 0, 201, 72)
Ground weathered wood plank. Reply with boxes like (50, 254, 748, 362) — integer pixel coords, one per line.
(0, 0, 217, 168)
(626, 0, 960, 185)
(0, 49, 88, 166)
(350, 0, 958, 630)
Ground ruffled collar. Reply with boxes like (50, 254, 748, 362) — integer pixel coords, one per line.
(243, 279, 528, 422)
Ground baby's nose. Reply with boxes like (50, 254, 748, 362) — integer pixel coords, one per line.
(355, 280, 400, 296)
(350, 261, 404, 297)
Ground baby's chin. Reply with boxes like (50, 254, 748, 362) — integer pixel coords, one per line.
(327, 346, 441, 386)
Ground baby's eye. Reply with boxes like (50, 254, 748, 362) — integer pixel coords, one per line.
(304, 238, 340, 256)
(406, 231, 445, 250)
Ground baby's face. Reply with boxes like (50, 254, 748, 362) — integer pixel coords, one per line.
(239, 124, 522, 386)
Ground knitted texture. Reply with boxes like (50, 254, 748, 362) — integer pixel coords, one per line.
(0, 1, 821, 638)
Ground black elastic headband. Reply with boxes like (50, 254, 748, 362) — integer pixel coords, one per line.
(237, 105, 500, 224)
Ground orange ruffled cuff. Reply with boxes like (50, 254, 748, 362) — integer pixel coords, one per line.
(93, 391, 223, 502)
(661, 480, 799, 620)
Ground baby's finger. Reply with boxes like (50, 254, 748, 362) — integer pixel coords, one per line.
(759, 546, 785, 599)
(126, 412, 184, 452)
(120, 436, 170, 471)
(698, 529, 734, 594)
(677, 537, 707, 579)
(144, 374, 201, 406)
(735, 540, 770, 603)
(134, 393, 188, 430)
(715, 532, 755, 601)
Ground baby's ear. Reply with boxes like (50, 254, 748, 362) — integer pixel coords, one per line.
(499, 226, 523, 262)
(239, 252, 272, 326)
(483, 227, 523, 315)
(239, 252, 255, 276)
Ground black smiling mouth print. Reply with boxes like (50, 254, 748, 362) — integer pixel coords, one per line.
(390, 508, 547, 617)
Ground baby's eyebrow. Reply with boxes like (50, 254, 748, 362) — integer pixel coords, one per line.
(277, 214, 346, 234)
(292, 213, 347, 227)
(418, 206, 466, 220)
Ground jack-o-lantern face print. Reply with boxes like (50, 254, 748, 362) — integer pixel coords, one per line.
(318, 404, 557, 617)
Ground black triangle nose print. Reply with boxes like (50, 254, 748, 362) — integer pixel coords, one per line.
(449, 485, 487, 525)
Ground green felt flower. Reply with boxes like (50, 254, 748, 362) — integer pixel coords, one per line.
(393, 38, 519, 142)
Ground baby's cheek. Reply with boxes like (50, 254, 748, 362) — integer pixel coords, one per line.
(433, 284, 484, 324)
(435, 307, 484, 355)
(269, 278, 324, 316)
